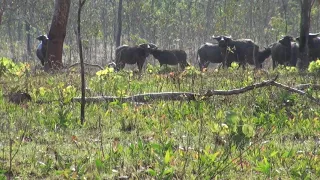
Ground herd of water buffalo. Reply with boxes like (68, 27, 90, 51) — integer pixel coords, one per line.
(36, 33, 320, 72)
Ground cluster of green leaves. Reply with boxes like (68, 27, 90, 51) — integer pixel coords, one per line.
(308, 59, 320, 74)
(274, 65, 298, 74)
(0, 57, 29, 77)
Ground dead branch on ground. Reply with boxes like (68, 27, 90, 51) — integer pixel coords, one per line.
(72, 75, 320, 105)
(68, 62, 104, 70)
(295, 84, 320, 90)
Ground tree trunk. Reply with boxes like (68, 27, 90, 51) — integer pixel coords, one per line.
(116, 0, 123, 47)
(46, 0, 71, 71)
(77, 0, 87, 125)
(281, 0, 288, 34)
(297, 0, 314, 70)
(205, 0, 213, 39)
(26, 22, 31, 57)
(0, 0, 6, 25)
(7, 16, 16, 61)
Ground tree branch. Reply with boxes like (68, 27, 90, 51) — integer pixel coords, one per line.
(204, 75, 278, 96)
(294, 84, 320, 90)
(68, 62, 104, 70)
(271, 81, 320, 104)
(72, 75, 320, 105)
(72, 92, 199, 103)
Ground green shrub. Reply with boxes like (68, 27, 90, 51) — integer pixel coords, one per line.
(308, 59, 320, 74)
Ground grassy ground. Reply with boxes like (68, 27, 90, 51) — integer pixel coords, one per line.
(0, 61, 320, 179)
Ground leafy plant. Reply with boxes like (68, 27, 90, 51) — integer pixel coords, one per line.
(308, 59, 320, 74)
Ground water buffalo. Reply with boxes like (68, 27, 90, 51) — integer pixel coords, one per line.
(256, 47, 272, 68)
(150, 48, 189, 70)
(197, 43, 223, 70)
(197, 42, 271, 70)
(114, 43, 152, 72)
(296, 33, 320, 61)
(212, 35, 261, 69)
(36, 35, 49, 66)
(270, 36, 299, 69)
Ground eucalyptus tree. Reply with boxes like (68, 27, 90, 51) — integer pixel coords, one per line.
(45, 0, 71, 70)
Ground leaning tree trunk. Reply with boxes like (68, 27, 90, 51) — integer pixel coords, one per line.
(116, 0, 123, 47)
(297, 0, 314, 70)
(45, 0, 71, 71)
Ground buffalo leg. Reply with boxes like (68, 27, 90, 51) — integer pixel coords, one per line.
(199, 60, 210, 71)
(137, 60, 145, 73)
(117, 62, 125, 71)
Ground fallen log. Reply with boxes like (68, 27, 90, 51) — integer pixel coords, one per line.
(72, 92, 199, 103)
(71, 75, 320, 105)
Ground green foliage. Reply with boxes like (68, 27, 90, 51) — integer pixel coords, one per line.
(1, 60, 320, 179)
(308, 59, 320, 74)
(275, 65, 298, 74)
(255, 157, 271, 176)
(229, 62, 240, 70)
(0, 57, 29, 77)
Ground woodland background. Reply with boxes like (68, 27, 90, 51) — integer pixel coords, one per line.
(1, 0, 320, 67)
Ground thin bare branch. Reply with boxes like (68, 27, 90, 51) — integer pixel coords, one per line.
(204, 75, 278, 96)
(295, 84, 320, 90)
(68, 62, 104, 70)
(271, 81, 320, 104)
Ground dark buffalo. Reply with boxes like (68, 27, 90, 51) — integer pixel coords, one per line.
(212, 35, 261, 68)
(150, 48, 189, 70)
(36, 35, 49, 66)
(256, 47, 272, 67)
(271, 36, 299, 69)
(197, 43, 223, 70)
(113, 43, 152, 72)
(296, 33, 320, 61)
(198, 40, 269, 70)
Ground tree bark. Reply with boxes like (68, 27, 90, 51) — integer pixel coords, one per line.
(116, 0, 123, 47)
(46, 0, 71, 71)
(297, 0, 314, 70)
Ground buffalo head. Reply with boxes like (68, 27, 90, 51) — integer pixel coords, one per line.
(296, 32, 320, 43)
(278, 36, 294, 47)
(36, 35, 48, 42)
(212, 35, 233, 48)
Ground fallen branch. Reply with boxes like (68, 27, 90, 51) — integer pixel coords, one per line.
(72, 75, 320, 105)
(271, 82, 320, 104)
(72, 92, 199, 103)
(295, 84, 320, 90)
(68, 62, 104, 70)
(204, 75, 278, 96)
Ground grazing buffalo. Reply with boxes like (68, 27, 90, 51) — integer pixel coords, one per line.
(296, 33, 320, 61)
(212, 35, 261, 68)
(36, 35, 49, 66)
(270, 36, 299, 69)
(114, 43, 153, 72)
(150, 48, 189, 70)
